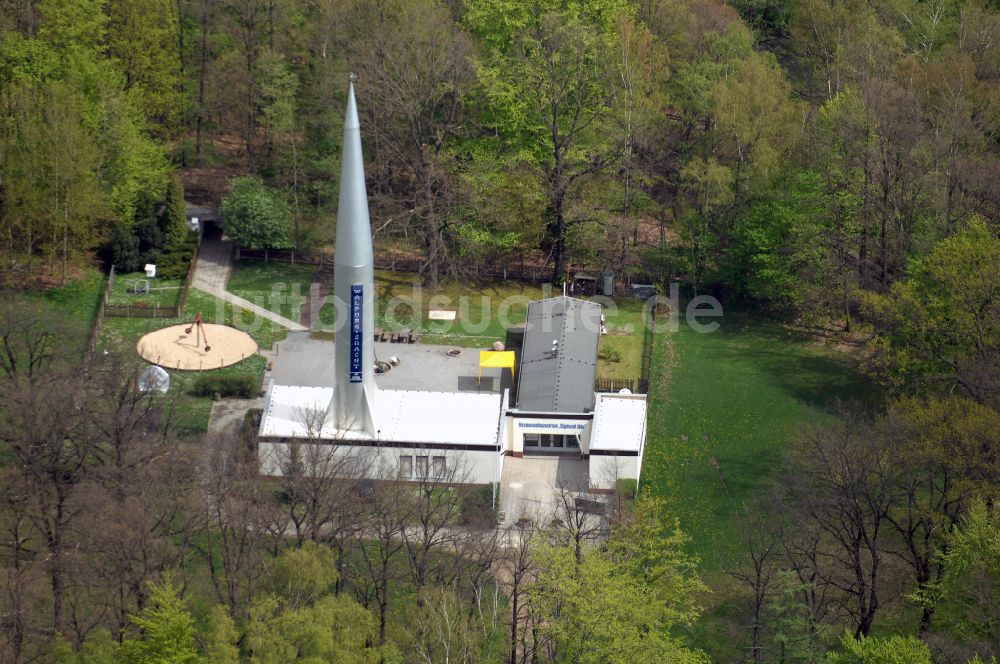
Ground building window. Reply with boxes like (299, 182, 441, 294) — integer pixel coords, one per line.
(399, 456, 413, 478)
(415, 455, 429, 478)
(432, 456, 446, 478)
(524, 433, 580, 451)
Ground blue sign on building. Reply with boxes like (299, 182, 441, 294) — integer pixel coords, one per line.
(350, 284, 363, 383)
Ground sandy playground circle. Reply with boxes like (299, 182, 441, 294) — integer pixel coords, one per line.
(136, 323, 258, 371)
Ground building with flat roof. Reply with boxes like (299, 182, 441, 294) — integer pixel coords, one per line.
(256, 80, 646, 499)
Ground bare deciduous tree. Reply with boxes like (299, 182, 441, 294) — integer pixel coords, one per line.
(783, 408, 899, 637)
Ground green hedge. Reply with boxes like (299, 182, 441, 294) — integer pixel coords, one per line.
(191, 374, 259, 398)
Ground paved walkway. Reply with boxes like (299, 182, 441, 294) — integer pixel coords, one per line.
(193, 238, 234, 291)
(499, 455, 589, 525)
(197, 283, 308, 331)
(208, 397, 265, 439)
(193, 238, 307, 332)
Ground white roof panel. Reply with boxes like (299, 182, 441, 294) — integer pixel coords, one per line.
(589, 393, 648, 453)
(260, 385, 503, 447)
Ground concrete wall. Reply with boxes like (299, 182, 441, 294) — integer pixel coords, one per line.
(588, 454, 640, 490)
(259, 441, 502, 485)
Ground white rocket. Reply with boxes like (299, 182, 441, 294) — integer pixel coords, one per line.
(329, 79, 377, 433)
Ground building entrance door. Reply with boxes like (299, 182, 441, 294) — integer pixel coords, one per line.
(523, 433, 581, 455)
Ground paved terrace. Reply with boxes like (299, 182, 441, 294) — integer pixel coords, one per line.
(267, 332, 514, 394)
(499, 456, 590, 524)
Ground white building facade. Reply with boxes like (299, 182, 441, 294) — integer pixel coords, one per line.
(256, 80, 646, 495)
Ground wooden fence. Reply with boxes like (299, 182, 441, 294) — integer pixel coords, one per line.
(594, 303, 657, 395)
(175, 232, 202, 314)
(235, 247, 324, 265)
(85, 269, 111, 359)
(104, 303, 182, 319)
(594, 377, 641, 393)
(235, 246, 554, 284)
(86, 234, 203, 353)
(637, 304, 657, 394)
(103, 234, 202, 320)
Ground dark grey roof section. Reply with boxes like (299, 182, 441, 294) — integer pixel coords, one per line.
(516, 296, 602, 413)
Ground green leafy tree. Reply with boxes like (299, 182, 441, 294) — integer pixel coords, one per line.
(863, 217, 1000, 408)
(466, 0, 632, 283)
(529, 497, 708, 663)
(882, 396, 1000, 634)
(934, 499, 1000, 653)
(725, 171, 826, 310)
(161, 173, 188, 252)
(118, 577, 199, 664)
(708, 54, 803, 200)
(0, 77, 108, 282)
(51, 630, 118, 664)
(826, 631, 932, 664)
(245, 543, 391, 663)
(678, 156, 733, 294)
(104, 0, 184, 134)
(257, 50, 302, 246)
(201, 606, 239, 664)
(769, 571, 827, 664)
(220, 177, 293, 250)
(731, 0, 796, 40)
(37, 0, 108, 62)
(344, 0, 476, 288)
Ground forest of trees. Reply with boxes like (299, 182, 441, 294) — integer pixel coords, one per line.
(2, 0, 1000, 662)
(0, 298, 712, 662)
(2, 0, 996, 299)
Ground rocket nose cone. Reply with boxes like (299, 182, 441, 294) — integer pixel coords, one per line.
(345, 79, 360, 131)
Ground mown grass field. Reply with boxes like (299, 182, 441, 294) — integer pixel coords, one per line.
(226, 259, 318, 322)
(106, 270, 183, 308)
(640, 310, 878, 659)
(642, 311, 876, 561)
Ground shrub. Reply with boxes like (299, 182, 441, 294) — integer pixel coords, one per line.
(157, 234, 198, 280)
(599, 345, 622, 363)
(616, 478, 638, 499)
(192, 374, 258, 398)
(460, 483, 497, 525)
(156, 250, 191, 280)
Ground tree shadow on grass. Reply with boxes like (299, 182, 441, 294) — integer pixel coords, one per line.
(701, 310, 881, 411)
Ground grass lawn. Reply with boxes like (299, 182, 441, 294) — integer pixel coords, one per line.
(8, 269, 105, 358)
(227, 259, 647, 373)
(640, 310, 879, 659)
(642, 311, 877, 563)
(226, 259, 318, 322)
(596, 298, 646, 380)
(98, 287, 282, 434)
(315, 269, 552, 346)
(107, 270, 183, 308)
